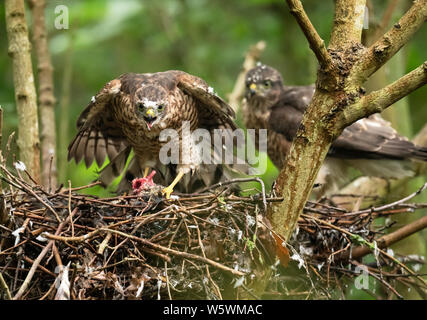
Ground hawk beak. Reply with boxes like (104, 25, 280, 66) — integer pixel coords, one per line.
(145, 108, 155, 119)
(144, 108, 156, 130)
(249, 83, 257, 96)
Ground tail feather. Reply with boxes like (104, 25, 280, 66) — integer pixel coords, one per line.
(98, 146, 132, 187)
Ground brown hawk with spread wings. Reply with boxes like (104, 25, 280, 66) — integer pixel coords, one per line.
(68, 71, 242, 198)
(243, 63, 427, 194)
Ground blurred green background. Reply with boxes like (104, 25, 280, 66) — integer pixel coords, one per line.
(0, 0, 426, 299)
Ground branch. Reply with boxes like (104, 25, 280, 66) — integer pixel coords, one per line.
(349, 0, 427, 84)
(227, 41, 266, 113)
(329, 0, 367, 49)
(341, 61, 427, 126)
(349, 215, 427, 260)
(5, 0, 41, 183)
(285, 0, 333, 69)
(29, 0, 58, 190)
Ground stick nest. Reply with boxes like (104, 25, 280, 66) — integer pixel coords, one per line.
(1, 164, 426, 300)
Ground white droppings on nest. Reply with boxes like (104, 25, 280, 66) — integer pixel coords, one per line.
(14, 161, 26, 172)
(237, 230, 243, 241)
(207, 217, 220, 226)
(12, 226, 25, 246)
(36, 234, 48, 242)
(291, 252, 305, 269)
(299, 245, 313, 257)
(412, 264, 422, 272)
(233, 276, 245, 288)
(136, 280, 145, 298)
(246, 214, 256, 227)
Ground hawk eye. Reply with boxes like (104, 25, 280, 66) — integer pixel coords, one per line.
(158, 105, 164, 111)
(263, 80, 272, 88)
(137, 102, 144, 110)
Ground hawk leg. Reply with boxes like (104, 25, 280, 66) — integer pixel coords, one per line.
(162, 171, 185, 199)
(143, 167, 150, 178)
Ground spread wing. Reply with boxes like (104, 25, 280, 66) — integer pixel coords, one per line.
(269, 93, 427, 162)
(68, 78, 128, 168)
(177, 72, 237, 132)
(177, 72, 252, 174)
(330, 115, 427, 161)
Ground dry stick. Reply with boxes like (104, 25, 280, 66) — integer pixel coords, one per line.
(13, 207, 77, 300)
(198, 177, 267, 212)
(97, 232, 112, 255)
(43, 227, 245, 277)
(349, 215, 427, 260)
(345, 182, 427, 216)
(351, 260, 403, 300)
(5, 0, 41, 182)
(68, 180, 74, 237)
(29, 0, 58, 189)
(285, 0, 333, 70)
(227, 40, 266, 113)
(0, 272, 12, 300)
(22, 256, 56, 277)
(0, 164, 61, 221)
(192, 216, 222, 299)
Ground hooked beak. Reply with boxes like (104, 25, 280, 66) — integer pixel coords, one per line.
(144, 108, 156, 130)
(249, 83, 257, 96)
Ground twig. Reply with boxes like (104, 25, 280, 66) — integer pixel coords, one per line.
(0, 164, 61, 222)
(13, 208, 77, 299)
(349, 215, 427, 260)
(349, 0, 427, 84)
(227, 40, 266, 113)
(285, 0, 333, 70)
(0, 272, 12, 300)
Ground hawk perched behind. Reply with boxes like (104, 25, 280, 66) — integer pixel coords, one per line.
(243, 63, 427, 194)
(68, 71, 242, 198)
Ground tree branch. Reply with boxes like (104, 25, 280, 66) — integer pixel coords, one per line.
(329, 0, 367, 49)
(349, 0, 427, 85)
(5, 0, 41, 183)
(285, 0, 333, 69)
(349, 215, 427, 260)
(341, 61, 427, 126)
(228, 41, 266, 113)
(29, 0, 58, 190)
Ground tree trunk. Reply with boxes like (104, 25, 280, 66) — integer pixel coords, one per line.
(269, 0, 427, 241)
(29, 0, 58, 190)
(5, 0, 40, 183)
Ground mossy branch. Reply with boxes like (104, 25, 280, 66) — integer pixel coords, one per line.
(349, 0, 427, 85)
(341, 62, 427, 126)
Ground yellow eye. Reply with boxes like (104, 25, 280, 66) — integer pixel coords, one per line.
(263, 80, 271, 88)
(158, 105, 164, 111)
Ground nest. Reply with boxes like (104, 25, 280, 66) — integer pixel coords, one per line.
(0, 162, 426, 300)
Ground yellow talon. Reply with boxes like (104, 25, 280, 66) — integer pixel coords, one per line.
(143, 167, 150, 178)
(161, 186, 174, 199)
(161, 171, 185, 199)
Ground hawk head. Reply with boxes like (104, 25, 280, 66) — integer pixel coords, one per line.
(135, 85, 169, 131)
(244, 63, 283, 109)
